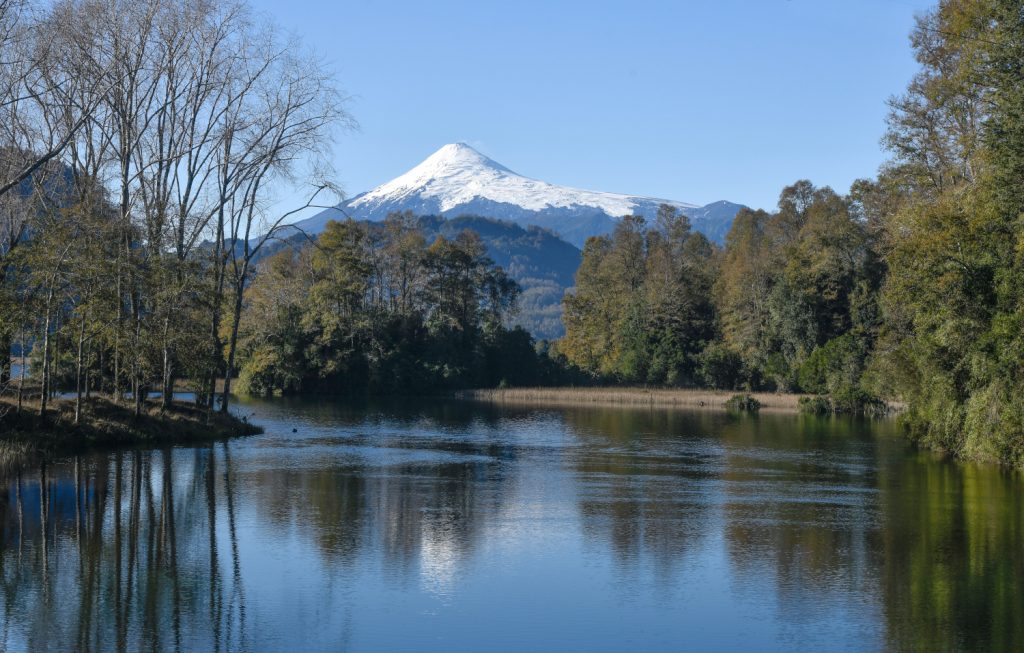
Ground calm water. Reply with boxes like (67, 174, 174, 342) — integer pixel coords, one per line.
(1, 398, 1021, 652)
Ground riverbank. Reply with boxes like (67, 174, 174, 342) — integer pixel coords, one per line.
(0, 395, 262, 462)
(457, 387, 904, 414)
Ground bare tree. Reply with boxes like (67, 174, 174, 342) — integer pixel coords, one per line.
(1, 0, 351, 421)
(0, 0, 110, 200)
(216, 35, 350, 411)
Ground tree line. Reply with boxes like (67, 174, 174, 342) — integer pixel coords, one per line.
(0, 0, 347, 418)
(561, 184, 883, 405)
(560, 0, 1024, 465)
(233, 213, 572, 395)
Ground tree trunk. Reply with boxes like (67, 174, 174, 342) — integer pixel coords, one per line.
(75, 315, 87, 424)
(0, 330, 10, 388)
(133, 377, 142, 418)
(220, 275, 246, 414)
(51, 312, 60, 403)
(113, 273, 122, 404)
(206, 199, 227, 415)
(131, 282, 143, 419)
(17, 328, 26, 413)
(39, 288, 54, 417)
(161, 316, 173, 410)
(85, 343, 93, 400)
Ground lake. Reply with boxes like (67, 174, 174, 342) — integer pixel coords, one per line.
(0, 397, 1021, 652)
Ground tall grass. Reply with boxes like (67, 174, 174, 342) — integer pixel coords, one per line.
(456, 387, 809, 412)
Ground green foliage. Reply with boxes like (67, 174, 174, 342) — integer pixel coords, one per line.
(233, 217, 563, 396)
(867, 0, 1024, 464)
(711, 181, 882, 394)
(562, 205, 716, 385)
(235, 347, 283, 397)
(561, 181, 888, 414)
(419, 215, 581, 340)
(696, 342, 746, 390)
(799, 390, 887, 417)
(724, 394, 760, 413)
(796, 333, 868, 396)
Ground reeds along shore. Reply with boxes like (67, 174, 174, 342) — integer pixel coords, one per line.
(456, 387, 810, 412)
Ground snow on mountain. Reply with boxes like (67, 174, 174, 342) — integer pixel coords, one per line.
(352, 142, 698, 216)
(293, 143, 743, 247)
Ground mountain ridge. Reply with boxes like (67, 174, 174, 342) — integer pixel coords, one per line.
(291, 143, 744, 247)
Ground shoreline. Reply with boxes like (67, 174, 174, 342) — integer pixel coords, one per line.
(0, 395, 262, 464)
(456, 387, 903, 414)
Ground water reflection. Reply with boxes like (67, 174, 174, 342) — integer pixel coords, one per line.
(0, 399, 1021, 652)
(0, 447, 248, 651)
(875, 450, 1024, 651)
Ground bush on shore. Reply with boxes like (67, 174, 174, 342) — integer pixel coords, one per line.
(724, 394, 761, 413)
(798, 389, 888, 416)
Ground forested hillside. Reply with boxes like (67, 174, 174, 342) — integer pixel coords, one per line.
(415, 215, 580, 339)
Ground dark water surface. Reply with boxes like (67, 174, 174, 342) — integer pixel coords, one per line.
(1, 398, 1021, 652)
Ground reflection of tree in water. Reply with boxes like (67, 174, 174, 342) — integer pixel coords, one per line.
(233, 394, 509, 433)
(228, 396, 518, 587)
(0, 445, 247, 652)
(1, 405, 1020, 651)
(560, 407, 726, 579)
(874, 450, 1024, 653)
(249, 456, 512, 592)
(715, 414, 1024, 650)
(720, 415, 883, 621)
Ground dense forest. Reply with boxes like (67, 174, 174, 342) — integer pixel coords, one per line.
(234, 214, 570, 395)
(3, 0, 1024, 466)
(561, 186, 884, 407)
(561, 0, 1024, 465)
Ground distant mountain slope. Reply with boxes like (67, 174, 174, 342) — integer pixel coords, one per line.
(291, 143, 744, 247)
(416, 215, 581, 340)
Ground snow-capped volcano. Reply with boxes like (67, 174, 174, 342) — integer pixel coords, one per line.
(352, 142, 699, 217)
(294, 143, 743, 246)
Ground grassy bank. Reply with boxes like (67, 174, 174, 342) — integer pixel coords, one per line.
(457, 387, 903, 414)
(0, 395, 262, 462)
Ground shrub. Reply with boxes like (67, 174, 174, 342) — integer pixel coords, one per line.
(831, 388, 888, 416)
(799, 390, 887, 416)
(236, 345, 304, 397)
(725, 393, 761, 412)
(798, 395, 832, 415)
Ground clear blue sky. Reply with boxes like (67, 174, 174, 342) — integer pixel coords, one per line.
(250, 0, 934, 212)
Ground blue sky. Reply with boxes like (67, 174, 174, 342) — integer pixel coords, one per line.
(251, 0, 934, 212)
